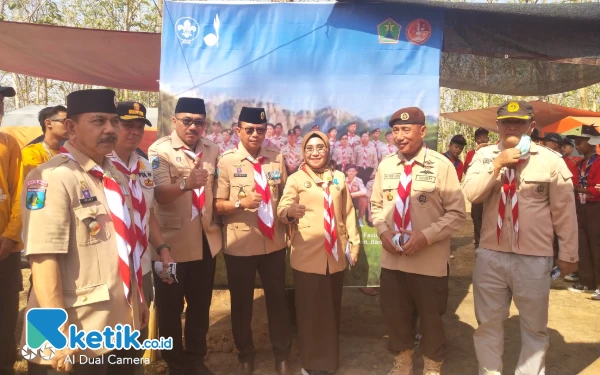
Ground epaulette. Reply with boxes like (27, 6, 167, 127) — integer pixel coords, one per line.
(382, 152, 397, 161)
(218, 148, 236, 161)
(50, 154, 71, 169)
(152, 136, 171, 148)
(539, 145, 562, 158)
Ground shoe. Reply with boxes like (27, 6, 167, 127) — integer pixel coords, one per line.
(387, 349, 413, 375)
(236, 361, 254, 375)
(422, 355, 443, 375)
(275, 360, 290, 375)
(592, 289, 600, 301)
(449, 254, 455, 259)
(568, 284, 590, 293)
(359, 218, 364, 227)
(367, 219, 374, 227)
(564, 273, 579, 282)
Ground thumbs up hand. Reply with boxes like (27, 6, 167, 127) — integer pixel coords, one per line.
(287, 194, 306, 220)
(241, 185, 263, 210)
(186, 161, 209, 189)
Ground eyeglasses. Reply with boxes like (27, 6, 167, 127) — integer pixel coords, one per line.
(304, 145, 327, 154)
(50, 118, 66, 123)
(176, 117, 206, 127)
(240, 126, 266, 135)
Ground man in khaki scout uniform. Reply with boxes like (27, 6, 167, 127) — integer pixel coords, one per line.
(331, 134, 354, 172)
(0, 85, 24, 375)
(353, 130, 379, 184)
(148, 98, 222, 375)
(371, 107, 465, 375)
(215, 107, 292, 375)
(462, 101, 578, 375)
(108, 102, 174, 370)
(22, 89, 148, 375)
(464, 127, 489, 250)
(280, 129, 302, 175)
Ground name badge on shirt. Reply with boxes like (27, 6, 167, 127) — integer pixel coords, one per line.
(415, 175, 436, 183)
(384, 173, 401, 179)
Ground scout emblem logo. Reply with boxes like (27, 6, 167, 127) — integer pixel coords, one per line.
(175, 17, 200, 45)
(144, 178, 154, 187)
(400, 112, 410, 121)
(420, 170, 434, 175)
(386, 191, 394, 201)
(304, 181, 312, 188)
(406, 18, 432, 45)
(507, 102, 520, 112)
(536, 185, 545, 194)
(377, 18, 401, 44)
(260, 112, 265, 120)
(89, 220, 101, 236)
(418, 194, 428, 205)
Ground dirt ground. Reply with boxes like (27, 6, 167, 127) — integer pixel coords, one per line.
(14, 214, 600, 375)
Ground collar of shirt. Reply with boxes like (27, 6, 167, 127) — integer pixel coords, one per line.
(63, 140, 115, 173)
(170, 130, 203, 154)
(395, 144, 427, 166)
(236, 142, 273, 163)
(107, 151, 139, 170)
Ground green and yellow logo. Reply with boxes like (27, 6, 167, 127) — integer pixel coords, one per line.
(378, 18, 401, 44)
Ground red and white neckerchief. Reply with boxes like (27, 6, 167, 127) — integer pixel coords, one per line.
(61, 147, 140, 304)
(497, 159, 527, 244)
(301, 166, 339, 261)
(108, 153, 148, 299)
(394, 161, 414, 244)
(288, 147, 296, 168)
(248, 155, 274, 240)
(210, 133, 219, 143)
(182, 146, 205, 221)
(362, 146, 368, 168)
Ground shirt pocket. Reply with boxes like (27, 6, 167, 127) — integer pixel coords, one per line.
(73, 203, 112, 246)
(63, 283, 110, 308)
(520, 173, 551, 199)
(412, 182, 436, 209)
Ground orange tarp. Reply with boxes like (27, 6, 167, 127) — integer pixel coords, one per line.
(441, 100, 600, 133)
(541, 116, 600, 135)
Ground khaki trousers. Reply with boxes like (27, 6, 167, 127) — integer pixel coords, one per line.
(473, 248, 552, 375)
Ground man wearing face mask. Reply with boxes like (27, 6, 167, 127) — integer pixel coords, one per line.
(215, 107, 292, 375)
(462, 101, 578, 375)
(148, 97, 222, 375)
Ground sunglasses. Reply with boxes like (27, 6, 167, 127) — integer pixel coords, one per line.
(177, 117, 206, 127)
(240, 126, 266, 135)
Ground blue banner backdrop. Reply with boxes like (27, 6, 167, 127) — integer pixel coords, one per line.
(159, 0, 444, 287)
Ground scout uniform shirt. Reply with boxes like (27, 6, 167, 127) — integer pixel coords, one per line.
(108, 152, 155, 275)
(462, 143, 578, 262)
(0, 132, 23, 251)
(20, 141, 141, 364)
(371, 146, 466, 277)
(347, 133, 360, 148)
(331, 145, 354, 171)
(347, 176, 366, 195)
(379, 143, 398, 159)
(281, 143, 302, 172)
(148, 131, 222, 262)
(218, 140, 236, 153)
(577, 155, 600, 201)
(207, 132, 223, 144)
(277, 168, 360, 275)
(353, 143, 379, 169)
(270, 135, 287, 149)
(21, 141, 60, 180)
(216, 144, 288, 255)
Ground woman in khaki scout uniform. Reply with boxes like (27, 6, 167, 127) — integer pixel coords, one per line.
(371, 107, 465, 375)
(22, 89, 148, 375)
(215, 107, 292, 375)
(148, 97, 221, 375)
(277, 131, 360, 375)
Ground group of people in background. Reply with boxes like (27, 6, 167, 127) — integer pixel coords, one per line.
(1, 84, 600, 375)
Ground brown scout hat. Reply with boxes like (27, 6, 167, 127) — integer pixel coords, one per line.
(497, 100, 534, 120)
(388, 107, 426, 127)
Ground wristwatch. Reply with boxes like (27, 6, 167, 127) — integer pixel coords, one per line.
(234, 199, 241, 209)
(156, 243, 171, 256)
(179, 177, 188, 190)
